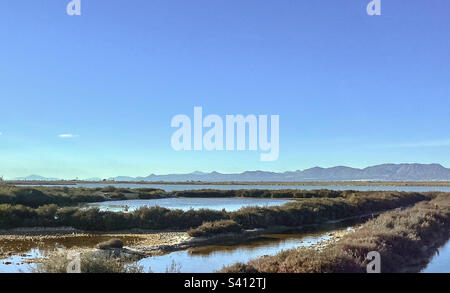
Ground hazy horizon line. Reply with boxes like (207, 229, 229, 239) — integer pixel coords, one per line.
(3, 162, 449, 181)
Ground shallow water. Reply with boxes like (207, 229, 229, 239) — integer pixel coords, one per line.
(88, 197, 291, 212)
(0, 249, 42, 273)
(3, 227, 447, 273)
(0, 227, 347, 273)
(137, 229, 350, 273)
(0, 235, 145, 273)
(421, 239, 450, 273)
(31, 182, 450, 193)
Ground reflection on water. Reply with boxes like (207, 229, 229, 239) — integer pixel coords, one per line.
(0, 226, 348, 273)
(33, 182, 450, 193)
(421, 239, 450, 273)
(2, 225, 448, 273)
(0, 249, 42, 273)
(137, 229, 348, 273)
(89, 197, 291, 212)
(0, 235, 144, 273)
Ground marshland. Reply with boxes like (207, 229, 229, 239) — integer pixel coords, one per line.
(0, 183, 449, 273)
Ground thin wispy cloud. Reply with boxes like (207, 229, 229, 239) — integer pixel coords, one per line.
(373, 139, 450, 148)
(58, 134, 79, 138)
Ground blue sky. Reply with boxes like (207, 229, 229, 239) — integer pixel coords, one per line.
(1, 0, 450, 179)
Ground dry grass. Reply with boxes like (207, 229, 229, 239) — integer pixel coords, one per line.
(187, 220, 242, 237)
(221, 194, 450, 273)
(0, 190, 440, 233)
(32, 251, 144, 273)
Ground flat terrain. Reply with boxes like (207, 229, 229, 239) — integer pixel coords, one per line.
(0, 230, 190, 260)
(7, 180, 450, 187)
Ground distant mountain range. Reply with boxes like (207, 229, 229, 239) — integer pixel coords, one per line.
(12, 175, 61, 181)
(110, 164, 450, 182)
(12, 164, 450, 182)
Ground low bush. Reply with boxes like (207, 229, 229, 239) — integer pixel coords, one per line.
(0, 190, 439, 233)
(0, 204, 228, 231)
(188, 220, 242, 237)
(230, 191, 432, 229)
(32, 251, 143, 273)
(0, 185, 168, 207)
(221, 194, 450, 273)
(174, 189, 344, 199)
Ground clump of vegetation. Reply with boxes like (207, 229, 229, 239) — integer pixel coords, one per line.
(97, 239, 124, 250)
(165, 260, 182, 273)
(188, 220, 243, 237)
(0, 186, 347, 208)
(174, 189, 345, 199)
(32, 251, 144, 273)
(0, 185, 168, 207)
(0, 191, 438, 232)
(230, 191, 432, 229)
(0, 204, 227, 231)
(2, 184, 435, 210)
(221, 194, 450, 273)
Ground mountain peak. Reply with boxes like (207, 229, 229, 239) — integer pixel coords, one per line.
(190, 171, 206, 175)
(110, 163, 450, 182)
(12, 163, 450, 183)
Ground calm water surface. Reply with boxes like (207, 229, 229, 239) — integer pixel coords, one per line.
(89, 197, 291, 212)
(4, 183, 450, 273)
(0, 228, 346, 273)
(31, 182, 450, 193)
(0, 235, 146, 273)
(421, 239, 450, 273)
(138, 229, 349, 273)
(2, 230, 448, 273)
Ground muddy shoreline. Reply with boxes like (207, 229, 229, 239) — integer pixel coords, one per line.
(0, 221, 359, 265)
(0, 229, 190, 260)
(0, 206, 421, 271)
